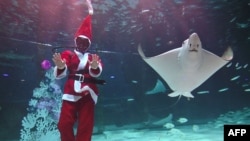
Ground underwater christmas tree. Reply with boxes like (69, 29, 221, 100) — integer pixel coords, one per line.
(20, 68, 62, 141)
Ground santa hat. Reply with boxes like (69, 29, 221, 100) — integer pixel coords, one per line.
(74, 15, 92, 47)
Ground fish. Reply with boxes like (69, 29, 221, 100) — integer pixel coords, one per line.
(138, 33, 233, 99)
(226, 62, 232, 67)
(229, 17, 237, 23)
(230, 75, 240, 81)
(242, 84, 249, 87)
(244, 89, 250, 92)
(127, 98, 134, 102)
(197, 91, 210, 94)
(145, 79, 167, 95)
(177, 117, 188, 124)
(131, 80, 138, 84)
(150, 113, 173, 126)
(218, 88, 229, 92)
(235, 62, 239, 67)
(236, 66, 242, 70)
(243, 64, 248, 68)
(236, 23, 249, 28)
(163, 123, 175, 129)
(140, 9, 150, 14)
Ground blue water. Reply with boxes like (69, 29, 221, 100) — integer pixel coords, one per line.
(0, 0, 250, 140)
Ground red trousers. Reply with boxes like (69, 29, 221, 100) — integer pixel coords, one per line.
(58, 94, 94, 141)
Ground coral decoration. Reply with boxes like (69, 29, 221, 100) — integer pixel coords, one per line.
(20, 68, 62, 141)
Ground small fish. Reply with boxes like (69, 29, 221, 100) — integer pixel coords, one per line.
(226, 62, 232, 68)
(127, 98, 134, 102)
(2, 73, 9, 77)
(140, 9, 150, 14)
(131, 80, 138, 84)
(156, 43, 161, 47)
(177, 117, 188, 124)
(236, 66, 242, 70)
(244, 89, 250, 92)
(235, 62, 239, 67)
(197, 91, 209, 94)
(242, 84, 249, 87)
(236, 23, 249, 28)
(243, 64, 248, 68)
(230, 75, 240, 81)
(218, 88, 229, 92)
(230, 17, 237, 23)
(163, 123, 175, 129)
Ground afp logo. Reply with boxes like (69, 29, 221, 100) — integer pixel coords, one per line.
(224, 125, 250, 141)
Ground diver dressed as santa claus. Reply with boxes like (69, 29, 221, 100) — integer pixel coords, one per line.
(52, 0, 103, 141)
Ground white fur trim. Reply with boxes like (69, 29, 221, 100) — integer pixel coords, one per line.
(86, 0, 93, 15)
(89, 64, 102, 77)
(71, 50, 98, 104)
(74, 82, 98, 104)
(53, 66, 67, 79)
(62, 94, 82, 102)
(74, 50, 89, 71)
(74, 35, 91, 48)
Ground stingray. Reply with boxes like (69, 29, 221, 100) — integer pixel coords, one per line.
(138, 33, 233, 99)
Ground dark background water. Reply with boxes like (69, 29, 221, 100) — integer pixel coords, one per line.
(0, 0, 250, 140)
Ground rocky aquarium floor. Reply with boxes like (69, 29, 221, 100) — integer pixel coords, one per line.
(92, 124, 223, 141)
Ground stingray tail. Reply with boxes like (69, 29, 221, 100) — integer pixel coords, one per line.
(168, 94, 182, 108)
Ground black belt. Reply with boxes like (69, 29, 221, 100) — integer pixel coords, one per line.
(68, 74, 106, 85)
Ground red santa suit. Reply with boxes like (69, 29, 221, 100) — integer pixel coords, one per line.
(54, 12, 103, 141)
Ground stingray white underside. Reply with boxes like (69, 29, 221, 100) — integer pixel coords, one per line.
(138, 46, 229, 98)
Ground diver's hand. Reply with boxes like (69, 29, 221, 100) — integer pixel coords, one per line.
(89, 54, 100, 69)
(52, 53, 66, 69)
